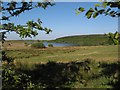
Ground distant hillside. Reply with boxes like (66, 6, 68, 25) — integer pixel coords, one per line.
(50, 34, 111, 46)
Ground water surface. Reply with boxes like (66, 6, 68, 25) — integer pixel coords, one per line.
(43, 42, 80, 47)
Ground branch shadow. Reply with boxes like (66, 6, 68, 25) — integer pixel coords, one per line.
(17, 60, 91, 88)
(99, 62, 120, 89)
(15, 59, 120, 89)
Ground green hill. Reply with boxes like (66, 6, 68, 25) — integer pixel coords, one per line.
(51, 34, 111, 46)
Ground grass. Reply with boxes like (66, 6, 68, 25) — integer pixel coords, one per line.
(5, 40, 118, 68)
(6, 59, 120, 88)
(3, 40, 119, 88)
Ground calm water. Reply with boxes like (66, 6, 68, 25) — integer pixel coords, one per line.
(26, 41, 80, 47)
(43, 42, 79, 47)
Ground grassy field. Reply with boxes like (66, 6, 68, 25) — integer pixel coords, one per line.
(50, 34, 111, 46)
(3, 40, 119, 89)
(4, 40, 118, 66)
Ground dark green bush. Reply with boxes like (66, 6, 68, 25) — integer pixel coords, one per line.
(48, 43, 53, 47)
(2, 64, 34, 89)
(31, 42, 46, 48)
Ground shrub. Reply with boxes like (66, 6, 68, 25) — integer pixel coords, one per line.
(24, 42, 29, 46)
(31, 42, 46, 48)
(2, 65, 34, 89)
(48, 43, 53, 47)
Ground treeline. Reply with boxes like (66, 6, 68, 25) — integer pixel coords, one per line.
(50, 32, 119, 46)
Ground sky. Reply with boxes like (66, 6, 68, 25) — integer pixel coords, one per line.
(3, 2, 118, 40)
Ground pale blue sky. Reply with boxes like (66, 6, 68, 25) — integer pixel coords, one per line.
(3, 2, 118, 40)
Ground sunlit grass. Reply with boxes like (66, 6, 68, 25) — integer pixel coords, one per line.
(5, 45, 118, 68)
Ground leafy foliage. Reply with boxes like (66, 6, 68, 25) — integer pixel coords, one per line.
(1, 54, 34, 89)
(106, 31, 119, 45)
(0, 1, 54, 38)
(77, 1, 120, 19)
(0, 32, 6, 44)
(2, 50, 14, 64)
(1, 1, 54, 21)
(1, 19, 52, 38)
(2, 64, 34, 89)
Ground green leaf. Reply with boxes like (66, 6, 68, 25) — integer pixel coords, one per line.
(37, 2, 42, 7)
(85, 8, 94, 19)
(106, 8, 111, 12)
(95, 4, 100, 7)
(102, 2, 108, 8)
(98, 9, 105, 14)
(78, 7, 85, 12)
(110, 11, 115, 15)
(109, 11, 116, 17)
(93, 12, 99, 18)
(114, 32, 119, 39)
(85, 11, 93, 19)
(113, 39, 118, 45)
(89, 8, 94, 12)
(75, 9, 80, 15)
(95, 7, 98, 11)
(111, 14, 116, 17)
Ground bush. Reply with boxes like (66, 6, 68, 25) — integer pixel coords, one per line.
(2, 65, 34, 89)
(48, 43, 53, 47)
(24, 42, 29, 46)
(31, 42, 46, 48)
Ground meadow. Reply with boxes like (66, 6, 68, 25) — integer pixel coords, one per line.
(5, 40, 118, 64)
(2, 40, 120, 89)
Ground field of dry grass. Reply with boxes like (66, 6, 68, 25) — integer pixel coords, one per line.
(4, 40, 118, 66)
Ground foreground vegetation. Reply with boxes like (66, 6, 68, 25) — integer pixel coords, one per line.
(3, 58, 120, 89)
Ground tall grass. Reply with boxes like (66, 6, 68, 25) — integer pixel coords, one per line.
(4, 59, 119, 88)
